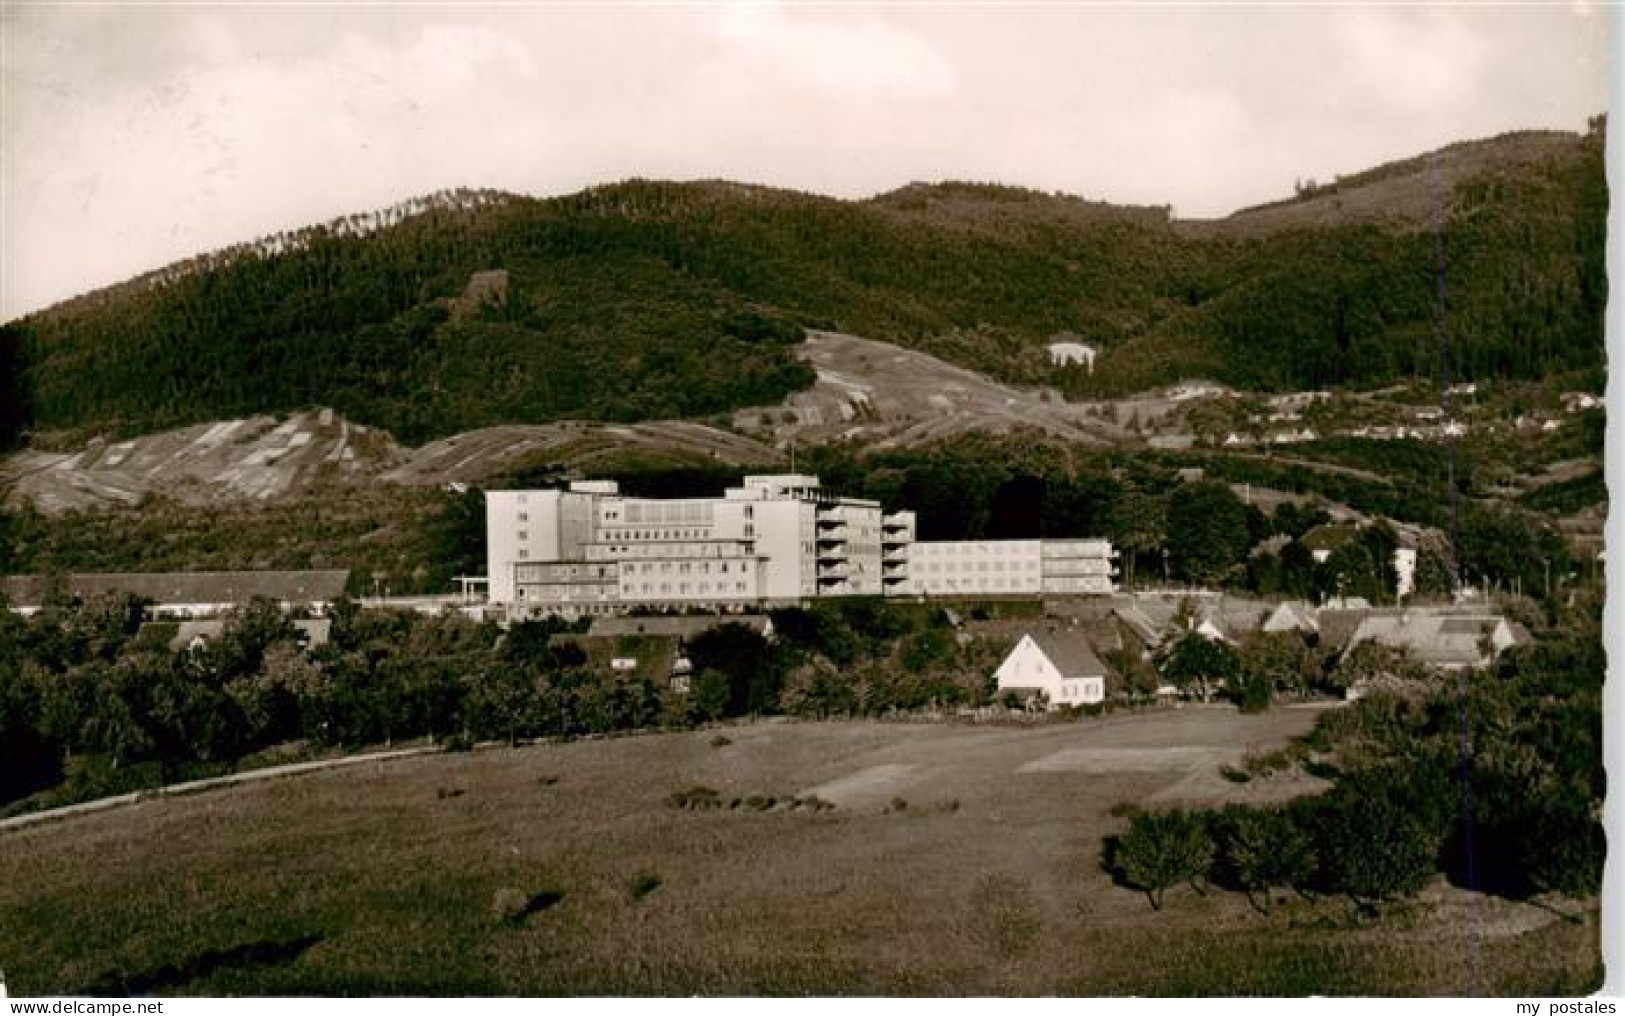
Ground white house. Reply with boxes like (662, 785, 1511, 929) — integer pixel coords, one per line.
(994, 630, 1109, 708)
(1047, 340, 1097, 372)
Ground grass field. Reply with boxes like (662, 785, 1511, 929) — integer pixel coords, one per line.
(0, 707, 1601, 996)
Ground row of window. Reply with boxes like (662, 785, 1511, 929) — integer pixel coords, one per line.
(915, 542, 1041, 557)
(623, 560, 745, 576)
(599, 528, 718, 542)
(911, 577, 1042, 591)
(920, 559, 1039, 573)
(624, 581, 752, 596)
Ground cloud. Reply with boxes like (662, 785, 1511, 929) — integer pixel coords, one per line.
(705, 6, 956, 101)
(1332, 8, 1491, 113)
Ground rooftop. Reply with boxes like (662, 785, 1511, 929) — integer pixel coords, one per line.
(3, 570, 351, 608)
(1023, 628, 1109, 678)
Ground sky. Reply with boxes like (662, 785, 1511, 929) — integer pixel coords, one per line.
(0, 2, 1613, 321)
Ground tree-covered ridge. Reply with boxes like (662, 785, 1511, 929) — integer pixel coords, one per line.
(3, 125, 1606, 449)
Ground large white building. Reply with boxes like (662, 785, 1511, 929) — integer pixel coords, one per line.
(486, 475, 1114, 617)
(488, 475, 889, 617)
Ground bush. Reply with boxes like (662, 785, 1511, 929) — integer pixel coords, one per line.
(442, 732, 474, 753)
(667, 786, 723, 810)
(1229, 668, 1274, 713)
(1110, 809, 1215, 910)
(628, 870, 662, 902)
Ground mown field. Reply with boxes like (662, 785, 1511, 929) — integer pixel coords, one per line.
(0, 708, 1600, 996)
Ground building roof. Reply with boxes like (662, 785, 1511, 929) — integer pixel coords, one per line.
(3, 570, 351, 608)
(1343, 611, 1525, 669)
(161, 618, 333, 651)
(1317, 608, 1373, 651)
(586, 614, 771, 639)
(1300, 524, 1360, 553)
(1022, 629, 1109, 679)
(1250, 534, 1292, 559)
(1262, 601, 1319, 634)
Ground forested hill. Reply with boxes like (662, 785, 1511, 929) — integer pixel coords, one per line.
(1, 124, 1606, 450)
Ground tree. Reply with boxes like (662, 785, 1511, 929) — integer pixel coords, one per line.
(1110, 809, 1216, 910)
(1313, 778, 1442, 910)
(0, 655, 62, 803)
(225, 642, 326, 749)
(686, 623, 777, 716)
(1410, 533, 1456, 600)
(1456, 503, 1572, 600)
(687, 669, 731, 723)
(1334, 641, 1427, 694)
(1239, 631, 1320, 698)
(463, 661, 535, 745)
(1321, 541, 1380, 606)
(1108, 482, 1167, 588)
(1165, 481, 1250, 586)
(1215, 806, 1317, 913)
(1158, 632, 1240, 701)
(1277, 539, 1318, 599)
(1227, 666, 1273, 713)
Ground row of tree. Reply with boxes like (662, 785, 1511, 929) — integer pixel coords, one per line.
(1111, 627, 1604, 911)
(0, 594, 1001, 808)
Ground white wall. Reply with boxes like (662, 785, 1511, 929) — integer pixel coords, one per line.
(904, 540, 1044, 596)
(487, 490, 565, 605)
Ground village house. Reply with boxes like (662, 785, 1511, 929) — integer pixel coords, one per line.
(1342, 611, 1533, 671)
(994, 629, 1110, 708)
(155, 618, 333, 653)
(1261, 601, 1319, 637)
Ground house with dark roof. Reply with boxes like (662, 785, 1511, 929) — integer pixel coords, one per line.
(994, 629, 1109, 708)
(1343, 612, 1532, 671)
(1300, 524, 1360, 564)
(154, 618, 333, 653)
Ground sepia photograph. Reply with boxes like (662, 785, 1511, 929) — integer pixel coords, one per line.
(0, 1, 1615, 1000)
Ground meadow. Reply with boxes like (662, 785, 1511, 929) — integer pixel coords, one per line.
(0, 707, 1600, 996)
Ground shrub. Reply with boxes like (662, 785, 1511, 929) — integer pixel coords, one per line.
(667, 786, 722, 810)
(790, 794, 835, 812)
(1110, 809, 1215, 910)
(1229, 668, 1274, 713)
(628, 870, 662, 902)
